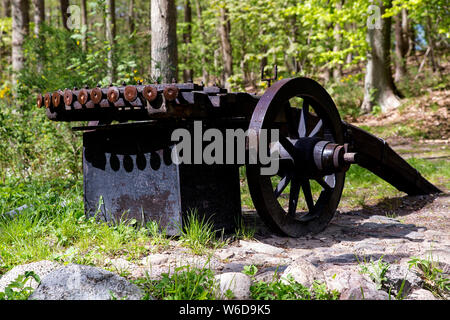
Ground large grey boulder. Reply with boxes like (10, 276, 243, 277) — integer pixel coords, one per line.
(0, 261, 60, 292)
(214, 272, 251, 300)
(29, 264, 144, 300)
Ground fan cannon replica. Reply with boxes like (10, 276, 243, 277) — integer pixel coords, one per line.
(37, 77, 441, 237)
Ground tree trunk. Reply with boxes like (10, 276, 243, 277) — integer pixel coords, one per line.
(394, 8, 408, 82)
(332, 0, 343, 80)
(182, 0, 193, 82)
(361, 0, 401, 113)
(80, 0, 87, 52)
(218, 6, 232, 89)
(128, 0, 135, 34)
(151, 0, 178, 83)
(425, 16, 439, 73)
(11, 0, 29, 80)
(105, 0, 116, 84)
(33, 0, 44, 35)
(2, 0, 12, 17)
(60, 0, 69, 31)
(193, 0, 208, 84)
(33, 0, 44, 73)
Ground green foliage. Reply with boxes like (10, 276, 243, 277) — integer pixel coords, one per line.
(408, 254, 450, 297)
(250, 274, 339, 300)
(358, 257, 390, 290)
(178, 209, 226, 255)
(136, 265, 217, 300)
(243, 265, 339, 300)
(0, 271, 40, 300)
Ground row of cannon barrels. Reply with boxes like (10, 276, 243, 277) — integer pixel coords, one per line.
(36, 83, 185, 110)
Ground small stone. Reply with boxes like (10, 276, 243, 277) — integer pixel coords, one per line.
(324, 267, 389, 300)
(214, 272, 251, 300)
(281, 258, 325, 288)
(406, 288, 437, 300)
(215, 249, 235, 261)
(239, 240, 284, 255)
(29, 264, 144, 300)
(0, 261, 61, 292)
(106, 258, 136, 272)
(383, 264, 423, 296)
(141, 254, 169, 267)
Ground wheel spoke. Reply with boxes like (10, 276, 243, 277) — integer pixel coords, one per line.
(308, 119, 323, 137)
(288, 178, 301, 216)
(274, 174, 292, 198)
(315, 177, 332, 190)
(298, 99, 309, 138)
(301, 179, 315, 212)
(279, 135, 297, 160)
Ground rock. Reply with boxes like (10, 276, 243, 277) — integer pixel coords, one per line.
(419, 249, 450, 274)
(383, 264, 423, 296)
(141, 254, 169, 267)
(239, 240, 285, 255)
(0, 261, 60, 292)
(214, 272, 251, 300)
(246, 253, 291, 266)
(324, 267, 389, 300)
(281, 258, 325, 288)
(406, 288, 437, 300)
(215, 249, 235, 261)
(254, 266, 287, 283)
(29, 264, 144, 300)
(3, 204, 33, 218)
(106, 258, 138, 273)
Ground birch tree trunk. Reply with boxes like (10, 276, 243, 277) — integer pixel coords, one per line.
(361, 0, 401, 113)
(80, 0, 87, 52)
(33, 0, 44, 35)
(151, 0, 178, 83)
(105, 0, 116, 84)
(12, 0, 29, 80)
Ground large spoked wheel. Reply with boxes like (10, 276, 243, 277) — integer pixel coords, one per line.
(246, 77, 348, 237)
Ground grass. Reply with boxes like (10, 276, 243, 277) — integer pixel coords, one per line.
(408, 253, 450, 298)
(178, 209, 227, 255)
(135, 265, 218, 300)
(243, 264, 339, 300)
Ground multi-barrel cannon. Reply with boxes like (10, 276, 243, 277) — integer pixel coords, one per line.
(37, 77, 441, 237)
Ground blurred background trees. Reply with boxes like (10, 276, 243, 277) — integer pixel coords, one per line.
(0, 0, 448, 179)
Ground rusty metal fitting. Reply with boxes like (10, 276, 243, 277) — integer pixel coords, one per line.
(91, 87, 103, 104)
(163, 85, 179, 101)
(37, 94, 43, 108)
(52, 91, 63, 108)
(124, 85, 138, 102)
(44, 93, 52, 108)
(77, 88, 89, 105)
(107, 86, 120, 103)
(143, 85, 158, 102)
(64, 89, 74, 106)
